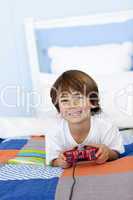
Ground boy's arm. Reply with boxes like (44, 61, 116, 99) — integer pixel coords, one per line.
(51, 153, 71, 168)
(87, 144, 119, 164)
(100, 124, 125, 156)
(108, 149, 119, 161)
(46, 134, 62, 165)
(46, 134, 71, 168)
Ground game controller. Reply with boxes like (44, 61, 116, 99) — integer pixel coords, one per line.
(64, 146, 98, 164)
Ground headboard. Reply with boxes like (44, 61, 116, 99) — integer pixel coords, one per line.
(25, 10, 133, 75)
(24, 10, 133, 129)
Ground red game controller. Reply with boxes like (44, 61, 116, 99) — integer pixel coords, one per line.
(64, 146, 98, 164)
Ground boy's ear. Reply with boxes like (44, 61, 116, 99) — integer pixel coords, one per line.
(90, 103, 97, 109)
(87, 99, 97, 108)
(91, 104, 97, 108)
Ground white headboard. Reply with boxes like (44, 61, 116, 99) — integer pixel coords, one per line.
(25, 10, 133, 92)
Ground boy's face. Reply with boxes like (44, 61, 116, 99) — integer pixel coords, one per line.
(58, 90, 94, 124)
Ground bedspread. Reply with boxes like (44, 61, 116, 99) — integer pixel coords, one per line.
(56, 155, 133, 200)
(0, 136, 63, 200)
(0, 164, 62, 200)
(0, 136, 133, 200)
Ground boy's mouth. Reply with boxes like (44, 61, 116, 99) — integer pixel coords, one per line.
(67, 109, 83, 117)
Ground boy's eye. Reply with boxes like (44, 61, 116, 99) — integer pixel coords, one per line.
(60, 99, 69, 103)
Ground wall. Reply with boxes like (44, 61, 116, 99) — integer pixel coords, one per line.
(0, 0, 132, 116)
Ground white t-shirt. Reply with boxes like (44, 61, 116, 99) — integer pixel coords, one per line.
(46, 113, 125, 165)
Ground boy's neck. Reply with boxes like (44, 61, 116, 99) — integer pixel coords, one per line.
(68, 117, 91, 143)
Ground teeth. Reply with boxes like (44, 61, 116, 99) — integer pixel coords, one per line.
(68, 110, 82, 116)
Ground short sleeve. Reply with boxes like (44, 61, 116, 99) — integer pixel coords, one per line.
(101, 124, 125, 154)
(46, 133, 62, 165)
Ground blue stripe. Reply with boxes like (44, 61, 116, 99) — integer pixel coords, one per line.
(18, 153, 45, 158)
(0, 178, 58, 200)
(0, 140, 27, 150)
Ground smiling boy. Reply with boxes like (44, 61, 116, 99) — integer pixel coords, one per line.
(46, 70, 124, 168)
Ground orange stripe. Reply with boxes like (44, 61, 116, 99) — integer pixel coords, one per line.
(62, 157, 133, 177)
(0, 150, 19, 163)
(31, 135, 45, 141)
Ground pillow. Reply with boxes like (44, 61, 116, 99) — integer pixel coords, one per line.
(48, 42, 133, 76)
(37, 73, 58, 114)
(5, 136, 46, 165)
(120, 129, 133, 145)
(38, 72, 133, 128)
(0, 117, 52, 138)
(92, 71, 133, 128)
(120, 129, 133, 157)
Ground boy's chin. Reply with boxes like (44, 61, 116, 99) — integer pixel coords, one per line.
(66, 116, 89, 124)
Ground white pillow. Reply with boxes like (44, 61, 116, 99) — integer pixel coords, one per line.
(0, 117, 57, 138)
(37, 73, 58, 115)
(48, 42, 133, 76)
(92, 71, 133, 128)
(37, 72, 133, 128)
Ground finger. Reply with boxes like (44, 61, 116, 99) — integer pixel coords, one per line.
(95, 148, 102, 158)
(95, 157, 107, 164)
(95, 159, 106, 164)
(62, 161, 71, 169)
(96, 155, 107, 164)
(60, 158, 67, 165)
(96, 154, 105, 161)
(60, 153, 66, 161)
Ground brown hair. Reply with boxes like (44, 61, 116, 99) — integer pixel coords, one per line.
(50, 70, 101, 115)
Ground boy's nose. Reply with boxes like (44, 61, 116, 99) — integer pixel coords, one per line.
(70, 99, 80, 107)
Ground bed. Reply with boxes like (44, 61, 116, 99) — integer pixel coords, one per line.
(0, 9, 133, 200)
(0, 131, 133, 200)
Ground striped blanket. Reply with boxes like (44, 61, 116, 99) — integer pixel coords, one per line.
(0, 136, 46, 165)
(0, 135, 133, 200)
(0, 136, 63, 200)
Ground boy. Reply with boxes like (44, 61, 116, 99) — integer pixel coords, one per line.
(46, 70, 124, 168)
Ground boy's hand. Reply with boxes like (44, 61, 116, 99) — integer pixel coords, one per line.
(86, 144, 111, 164)
(52, 153, 71, 168)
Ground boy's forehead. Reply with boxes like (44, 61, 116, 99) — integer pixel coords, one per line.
(59, 90, 81, 97)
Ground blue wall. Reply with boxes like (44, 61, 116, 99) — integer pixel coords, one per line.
(0, 0, 132, 116)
